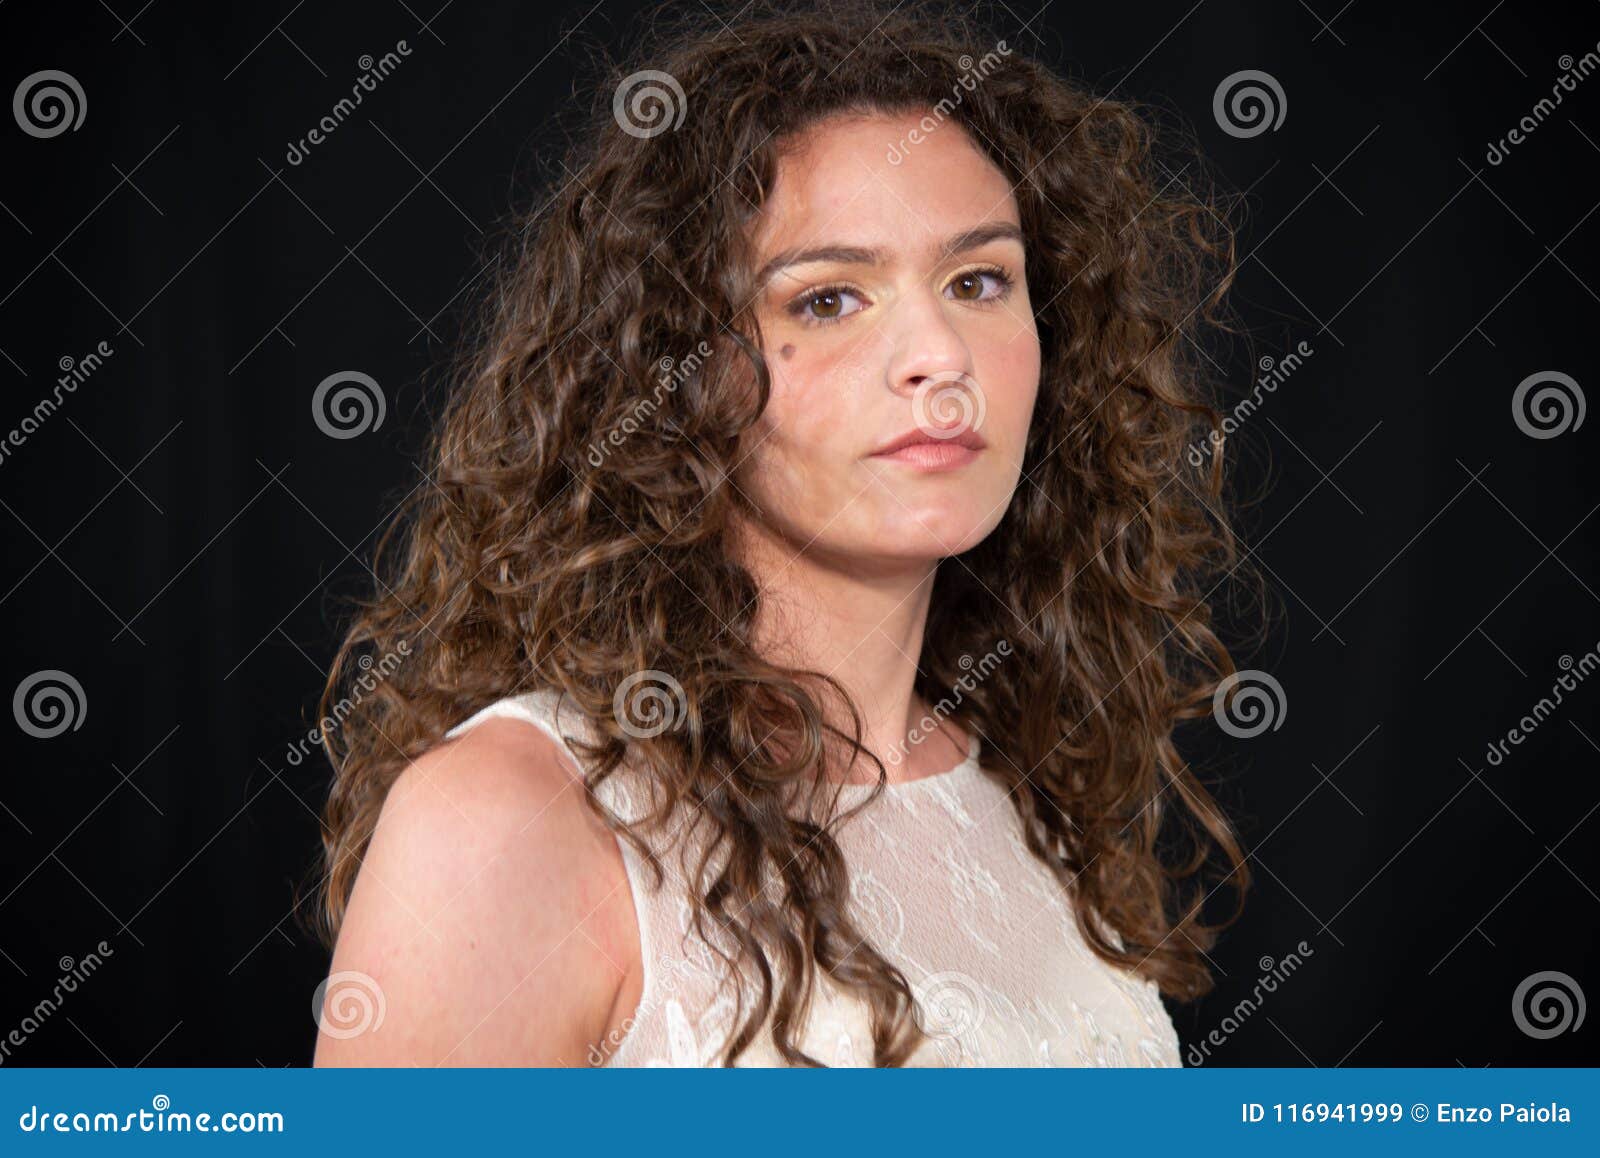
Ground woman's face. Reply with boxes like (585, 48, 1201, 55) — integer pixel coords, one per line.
(737, 110, 1041, 569)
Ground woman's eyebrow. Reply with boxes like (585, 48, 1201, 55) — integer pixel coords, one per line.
(756, 221, 1024, 286)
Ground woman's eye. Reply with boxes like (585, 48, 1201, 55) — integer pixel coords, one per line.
(945, 269, 1010, 302)
(787, 271, 1008, 324)
(792, 287, 865, 324)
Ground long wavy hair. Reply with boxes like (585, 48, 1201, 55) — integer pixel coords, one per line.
(310, 0, 1255, 1066)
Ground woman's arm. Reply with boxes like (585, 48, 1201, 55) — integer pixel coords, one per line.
(313, 716, 639, 1066)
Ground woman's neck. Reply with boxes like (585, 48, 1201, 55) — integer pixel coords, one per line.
(733, 514, 968, 784)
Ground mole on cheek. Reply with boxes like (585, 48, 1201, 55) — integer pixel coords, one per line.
(779, 344, 796, 360)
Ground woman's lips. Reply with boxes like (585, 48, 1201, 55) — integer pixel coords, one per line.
(870, 440, 982, 470)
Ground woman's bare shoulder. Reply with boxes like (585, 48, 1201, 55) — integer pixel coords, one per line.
(313, 714, 639, 1067)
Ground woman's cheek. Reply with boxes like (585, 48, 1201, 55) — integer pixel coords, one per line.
(767, 350, 835, 447)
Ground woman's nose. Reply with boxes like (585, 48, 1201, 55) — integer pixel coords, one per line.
(884, 290, 974, 399)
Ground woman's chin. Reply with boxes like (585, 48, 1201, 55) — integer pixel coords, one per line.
(854, 511, 1002, 562)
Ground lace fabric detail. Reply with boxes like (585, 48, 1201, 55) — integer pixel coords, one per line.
(443, 688, 1183, 1068)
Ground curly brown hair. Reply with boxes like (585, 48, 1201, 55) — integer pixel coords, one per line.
(309, 0, 1255, 1067)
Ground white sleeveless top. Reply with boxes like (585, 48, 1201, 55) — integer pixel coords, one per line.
(445, 687, 1182, 1067)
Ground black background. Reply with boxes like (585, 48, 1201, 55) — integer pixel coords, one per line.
(1, 0, 1596, 1067)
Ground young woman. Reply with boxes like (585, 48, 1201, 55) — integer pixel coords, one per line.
(310, 0, 1252, 1067)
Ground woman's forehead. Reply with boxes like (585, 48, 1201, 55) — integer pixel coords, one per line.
(753, 112, 1021, 265)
